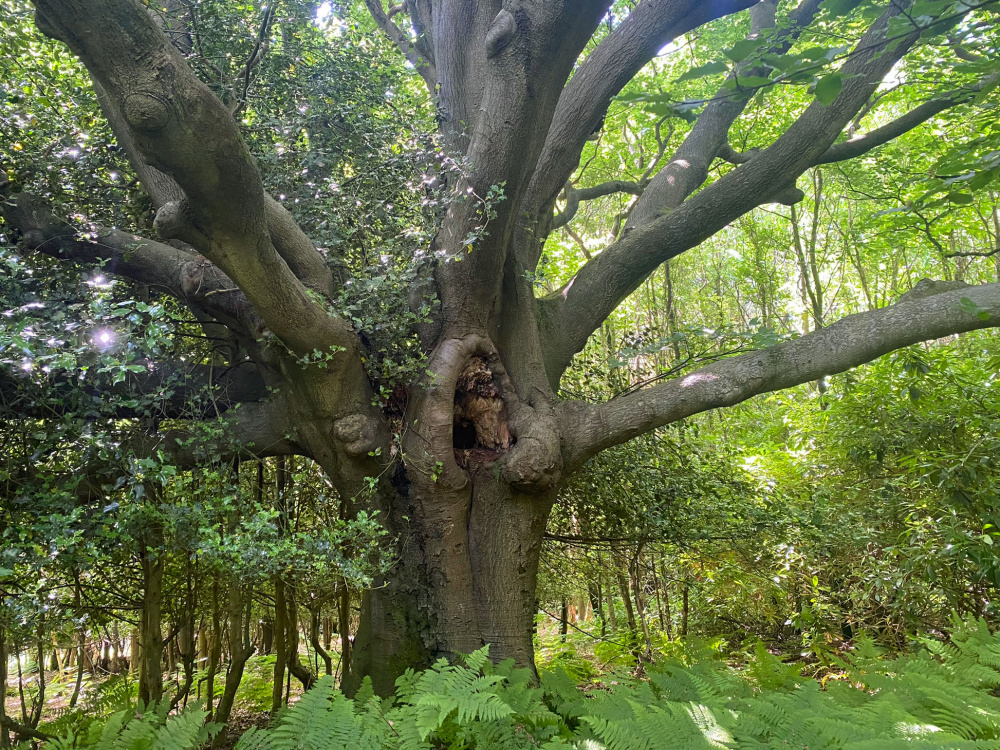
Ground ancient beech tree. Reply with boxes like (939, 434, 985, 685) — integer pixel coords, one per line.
(3, 0, 1000, 694)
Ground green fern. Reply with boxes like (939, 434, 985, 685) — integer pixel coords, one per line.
(49, 618, 1000, 750)
(48, 701, 218, 750)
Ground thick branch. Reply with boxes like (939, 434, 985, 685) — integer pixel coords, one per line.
(528, 0, 757, 226)
(32, 0, 353, 356)
(0, 361, 267, 421)
(626, 0, 823, 231)
(542, 2, 921, 381)
(0, 192, 263, 337)
(7, 398, 304, 504)
(527, 0, 759, 217)
(561, 282, 1000, 469)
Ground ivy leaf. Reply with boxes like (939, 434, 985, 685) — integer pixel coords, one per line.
(814, 74, 843, 106)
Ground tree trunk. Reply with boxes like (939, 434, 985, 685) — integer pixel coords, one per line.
(284, 588, 316, 690)
(344, 476, 553, 696)
(0, 627, 9, 749)
(332, 584, 350, 682)
(204, 581, 221, 719)
(270, 576, 287, 713)
(660, 562, 673, 640)
(68, 572, 85, 709)
(138, 523, 164, 705)
(616, 570, 637, 632)
(631, 558, 653, 658)
(23, 0, 985, 703)
(212, 581, 254, 742)
(681, 581, 690, 638)
(309, 606, 333, 676)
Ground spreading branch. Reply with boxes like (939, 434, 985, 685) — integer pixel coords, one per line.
(540, 2, 923, 382)
(552, 180, 644, 231)
(560, 282, 1000, 469)
(0, 361, 268, 421)
(32, 0, 353, 357)
(0, 191, 263, 338)
(814, 75, 998, 165)
(625, 0, 823, 231)
(527, 0, 759, 222)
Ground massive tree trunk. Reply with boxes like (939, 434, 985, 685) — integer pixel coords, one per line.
(5, 0, 1000, 699)
(346, 472, 555, 695)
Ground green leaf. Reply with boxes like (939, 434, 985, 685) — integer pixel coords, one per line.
(947, 191, 974, 204)
(814, 74, 843, 106)
(822, 0, 864, 17)
(959, 296, 991, 321)
(725, 37, 766, 63)
(676, 60, 729, 83)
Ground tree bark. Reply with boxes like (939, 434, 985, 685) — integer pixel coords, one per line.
(68, 572, 85, 709)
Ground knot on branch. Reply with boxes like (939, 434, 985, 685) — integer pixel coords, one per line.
(897, 278, 970, 304)
(500, 420, 562, 492)
(154, 200, 207, 248)
(485, 9, 517, 58)
(771, 185, 805, 206)
(333, 413, 382, 458)
(124, 92, 171, 132)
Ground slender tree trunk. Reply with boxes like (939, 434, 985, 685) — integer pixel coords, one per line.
(337, 583, 351, 681)
(260, 618, 274, 655)
(205, 581, 221, 719)
(270, 576, 287, 714)
(559, 598, 568, 643)
(138, 524, 165, 705)
(68, 572, 85, 709)
(605, 574, 617, 632)
(660, 562, 673, 640)
(285, 588, 316, 690)
(616, 570, 637, 632)
(631, 558, 653, 658)
(681, 581, 690, 638)
(30, 632, 45, 727)
(170, 564, 197, 711)
(650, 560, 666, 632)
(0, 626, 9, 748)
(212, 580, 254, 742)
(309, 606, 333, 676)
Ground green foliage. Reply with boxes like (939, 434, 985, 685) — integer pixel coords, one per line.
(44, 624, 999, 749)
